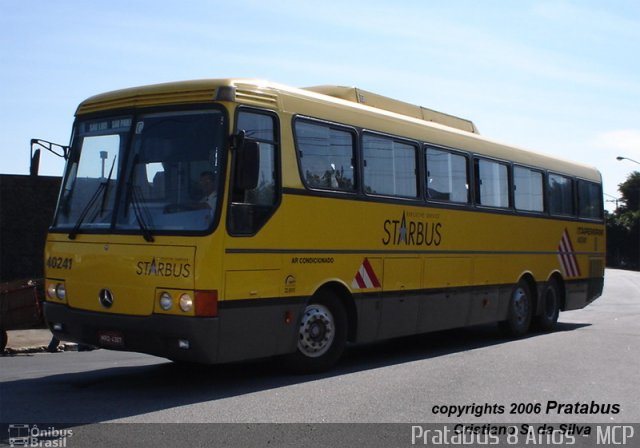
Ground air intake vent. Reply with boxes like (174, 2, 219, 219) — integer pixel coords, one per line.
(235, 85, 279, 107)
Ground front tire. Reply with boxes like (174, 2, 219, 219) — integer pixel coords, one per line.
(284, 291, 347, 374)
(500, 280, 533, 338)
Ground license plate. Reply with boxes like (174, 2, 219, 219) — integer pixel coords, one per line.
(98, 331, 124, 347)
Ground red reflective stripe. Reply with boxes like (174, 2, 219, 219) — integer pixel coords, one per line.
(354, 271, 366, 289)
(558, 229, 581, 278)
(362, 258, 381, 288)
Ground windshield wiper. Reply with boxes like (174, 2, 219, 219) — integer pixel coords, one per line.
(68, 157, 116, 240)
(130, 186, 154, 242)
(123, 156, 154, 242)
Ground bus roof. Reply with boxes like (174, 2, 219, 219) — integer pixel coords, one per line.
(75, 78, 601, 183)
(303, 85, 479, 134)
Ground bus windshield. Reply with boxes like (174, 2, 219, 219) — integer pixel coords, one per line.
(54, 109, 226, 235)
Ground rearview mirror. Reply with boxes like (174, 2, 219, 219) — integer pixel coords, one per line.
(30, 138, 69, 177)
(234, 137, 260, 190)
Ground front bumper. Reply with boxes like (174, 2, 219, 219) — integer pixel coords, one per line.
(44, 302, 219, 363)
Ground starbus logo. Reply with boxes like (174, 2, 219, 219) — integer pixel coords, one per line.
(135, 257, 192, 278)
(382, 211, 443, 247)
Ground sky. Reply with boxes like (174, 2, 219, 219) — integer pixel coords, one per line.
(2, 0, 639, 210)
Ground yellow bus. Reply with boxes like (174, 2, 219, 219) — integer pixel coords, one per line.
(43, 79, 605, 372)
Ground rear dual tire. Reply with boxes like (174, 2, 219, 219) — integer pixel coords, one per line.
(501, 278, 561, 337)
(534, 279, 560, 331)
(500, 280, 533, 338)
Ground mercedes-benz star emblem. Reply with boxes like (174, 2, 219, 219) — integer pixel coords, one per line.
(99, 288, 114, 308)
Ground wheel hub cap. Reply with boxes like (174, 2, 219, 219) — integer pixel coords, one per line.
(513, 287, 528, 324)
(298, 304, 335, 358)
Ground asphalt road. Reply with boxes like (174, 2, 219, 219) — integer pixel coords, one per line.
(1, 269, 638, 430)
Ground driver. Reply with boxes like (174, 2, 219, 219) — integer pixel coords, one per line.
(199, 171, 217, 208)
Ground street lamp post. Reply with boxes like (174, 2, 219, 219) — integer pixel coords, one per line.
(616, 156, 640, 165)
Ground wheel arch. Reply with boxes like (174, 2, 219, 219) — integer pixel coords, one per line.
(312, 280, 357, 343)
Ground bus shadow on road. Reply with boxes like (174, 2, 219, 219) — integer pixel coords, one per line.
(0, 321, 590, 424)
(336, 321, 591, 373)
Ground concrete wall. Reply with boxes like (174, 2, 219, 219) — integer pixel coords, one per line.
(0, 175, 61, 282)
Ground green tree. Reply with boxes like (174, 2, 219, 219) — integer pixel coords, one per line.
(618, 171, 640, 212)
(607, 171, 640, 270)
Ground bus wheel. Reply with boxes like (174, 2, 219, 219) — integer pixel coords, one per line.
(284, 291, 347, 374)
(500, 280, 533, 338)
(534, 279, 560, 331)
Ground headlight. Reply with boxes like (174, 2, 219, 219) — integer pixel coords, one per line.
(47, 283, 57, 300)
(55, 283, 66, 300)
(159, 291, 173, 311)
(47, 282, 66, 300)
(179, 293, 193, 312)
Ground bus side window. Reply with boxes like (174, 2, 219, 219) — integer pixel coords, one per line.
(363, 133, 418, 198)
(548, 173, 575, 217)
(295, 119, 356, 192)
(425, 146, 470, 203)
(474, 158, 510, 208)
(577, 179, 603, 220)
(513, 165, 544, 212)
(229, 109, 280, 235)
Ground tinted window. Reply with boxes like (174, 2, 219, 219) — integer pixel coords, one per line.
(425, 146, 469, 203)
(514, 166, 544, 212)
(295, 120, 356, 191)
(475, 158, 509, 208)
(578, 180, 603, 220)
(229, 110, 279, 235)
(548, 173, 575, 216)
(363, 134, 417, 197)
